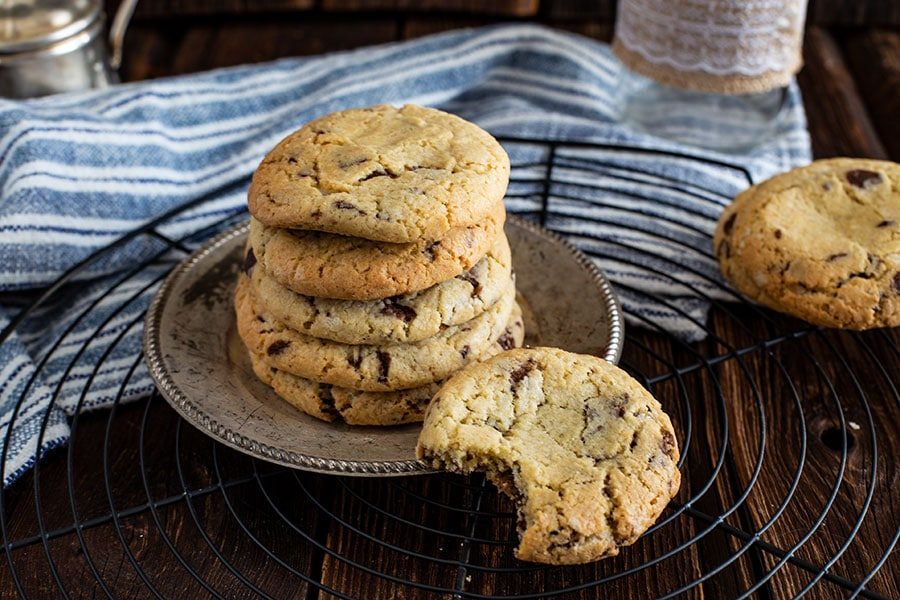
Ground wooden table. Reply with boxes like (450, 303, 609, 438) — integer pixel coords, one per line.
(2, 3, 898, 598)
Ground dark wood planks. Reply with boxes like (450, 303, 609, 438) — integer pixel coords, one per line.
(118, 0, 900, 25)
(120, 16, 401, 82)
(538, 0, 616, 20)
(797, 27, 889, 160)
(129, 0, 315, 18)
(0, 399, 325, 598)
(703, 313, 900, 598)
(841, 29, 900, 161)
(321, 0, 539, 16)
(808, 0, 900, 26)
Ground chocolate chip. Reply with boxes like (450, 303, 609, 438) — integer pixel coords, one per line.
(509, 359, 536, 392)
(287, 157, 297, 164)
(348, 352, 363, 369)
(826, 252, 848, 262)
(423, 241, 440, 261)
(380, 298, 416, 322)
(375, 211, 391, 221)
(893, 273, 900, 294)
(876, 220, 896, 228)
(458, 271, 482, 297)
(316, 385, 339, 418)
(548, 539, 577, 551)
(660, 430, 677, 459)
(630, 431, 639, 450)
(582, 404, 603, 440)
(610, 393, 628, 418)
(848, 254, 880, 281)
(360, 169, 398, 182)
(376, 351, 391, 383)
(333, 200, 366, 215)
(256, 316, 265, 323)
(846, 169, 882, 188)
(497, 331, 515, 351)
(338, 156, 367, 169)
(722, 213, 736, 235)
(266, 340, 290, 356)
(774, 229, 782, 239)
(242, 248, 257, 275)
(310, 210, 322, 218)
(460, 345, 470, 359)
(822, 181, 832, 191)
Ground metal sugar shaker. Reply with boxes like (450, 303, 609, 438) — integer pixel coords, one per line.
(0, 0, 138, 98)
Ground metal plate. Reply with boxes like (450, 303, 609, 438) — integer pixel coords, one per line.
(143, 216, 624, 476)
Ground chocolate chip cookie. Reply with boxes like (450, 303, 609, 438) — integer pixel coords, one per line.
(714, 158, 899, 329)
(247, 303, 524, 425)
(247, 211, 504, 300)
(247, 232, 512, 345)
(235, 275, 516, 392)
(417, 347, 681, 565)
(248, 104, 510, 243)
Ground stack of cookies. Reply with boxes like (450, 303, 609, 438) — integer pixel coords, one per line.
(235, 104, 521, 426)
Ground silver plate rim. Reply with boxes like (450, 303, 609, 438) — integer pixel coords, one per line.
(142, 215, 624, 475)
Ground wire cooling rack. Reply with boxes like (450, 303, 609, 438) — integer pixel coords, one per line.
(0, 138, 897, 598)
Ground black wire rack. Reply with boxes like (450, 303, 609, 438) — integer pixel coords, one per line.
(0, 138, 897, 599)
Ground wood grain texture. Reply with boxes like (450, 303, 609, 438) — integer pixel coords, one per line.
(797, 27, 888, 160)
(841, 29, 900, 161)
(115, 0, 900, 24)
(539, 0, 616, 20)
(120, 17, 400, 81)
(321, 0, 539, 15)
(130, 0, 315, 18)
(808, 0, 900, 26)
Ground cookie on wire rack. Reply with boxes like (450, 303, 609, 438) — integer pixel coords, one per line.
(714, 158, 899, 329)
(417, 347, 681, 564)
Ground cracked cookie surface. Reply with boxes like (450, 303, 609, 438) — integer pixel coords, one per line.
(248, 210, 504, 300)
(247, 233, 512, 344)
(248, 104, 510, 243)
(246, 303, 524, 425)
(235, 275, 516, 392)
(714, 158, 900, 329)
(416, 348, 681, 564)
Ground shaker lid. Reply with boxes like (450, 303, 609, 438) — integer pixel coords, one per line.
(0, 0, 101, 54)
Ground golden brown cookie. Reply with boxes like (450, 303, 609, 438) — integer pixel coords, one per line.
(235, 275, 516, 392)
(246, 303, 524, 426)
(417, 348, 681, 565)
(247, 210, 504, 300)
(247, 233, 512, 344)
(248, 104, 510, 243)
(714, 158, 899, 329)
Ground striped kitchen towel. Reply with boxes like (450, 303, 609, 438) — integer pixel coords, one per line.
(0, 24, 811, 486)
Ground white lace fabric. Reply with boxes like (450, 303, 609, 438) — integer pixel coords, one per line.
(614, 0, 808, 79)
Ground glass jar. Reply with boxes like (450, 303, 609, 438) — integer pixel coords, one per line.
(613, 0, 808, 152)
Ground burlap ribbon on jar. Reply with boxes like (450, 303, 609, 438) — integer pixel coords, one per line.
(613, 0, 809, 94)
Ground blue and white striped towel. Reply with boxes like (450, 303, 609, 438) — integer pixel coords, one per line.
(0, 24, 811, 486)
